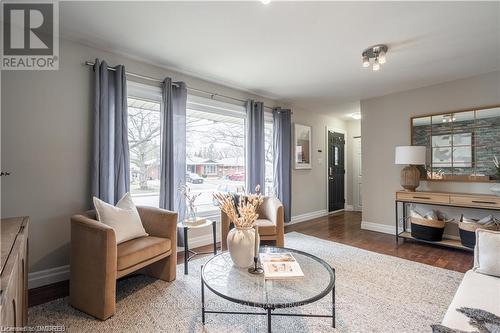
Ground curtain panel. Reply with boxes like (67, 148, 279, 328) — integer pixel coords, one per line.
(91, 59, 130, 205)
(273, 107, 292, 222)
(159, 78, 187, 245)
(246, 100, 265, 193)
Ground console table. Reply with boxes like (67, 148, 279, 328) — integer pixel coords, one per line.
(395, 191, 500, 251)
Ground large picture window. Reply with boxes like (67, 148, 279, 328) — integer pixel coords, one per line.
(127, 82, 162, 206)
(126, 83, 275, 215)
(186, 96, 247, 216)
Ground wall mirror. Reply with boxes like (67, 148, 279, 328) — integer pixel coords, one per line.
(411, 105, 500, 182)
(294, 124, 312, 169)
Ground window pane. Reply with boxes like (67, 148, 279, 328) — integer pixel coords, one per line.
(127, 97, 161, 207)
(186, 107, 245, 216)
(264, 121, 274, 196)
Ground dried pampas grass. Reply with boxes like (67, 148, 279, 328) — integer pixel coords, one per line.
(213, 185, 264, 228)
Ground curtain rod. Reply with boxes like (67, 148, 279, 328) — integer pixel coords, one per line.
(84, 61, 276, 111)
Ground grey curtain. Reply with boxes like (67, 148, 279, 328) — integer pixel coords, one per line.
(159, 78, 187, 245)
(273, 107, 292, 222)
(246, 100, 265, 193)
(91, 59, 130, 205)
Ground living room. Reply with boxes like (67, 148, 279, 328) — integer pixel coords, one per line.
(1, 1, 499, 332)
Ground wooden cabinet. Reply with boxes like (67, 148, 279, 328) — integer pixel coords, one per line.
(1, 217, 29, 328)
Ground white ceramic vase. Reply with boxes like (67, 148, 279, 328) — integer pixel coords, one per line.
(227, 227, 257, 268)
(491, 183, 500, 197)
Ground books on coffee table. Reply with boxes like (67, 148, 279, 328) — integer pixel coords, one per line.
(259, 252, 304, 280)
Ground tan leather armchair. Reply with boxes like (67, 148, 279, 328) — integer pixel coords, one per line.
(69, 206, 177, 320)
(221, 196, 284, 249)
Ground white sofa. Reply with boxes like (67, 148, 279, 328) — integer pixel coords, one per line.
(441, 229, 500, 331)
(442, 270, 500, 330)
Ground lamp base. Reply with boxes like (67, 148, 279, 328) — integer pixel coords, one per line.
(401, 165, 421, 192)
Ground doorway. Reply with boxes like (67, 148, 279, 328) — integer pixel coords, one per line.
(328, 130, 345, 212)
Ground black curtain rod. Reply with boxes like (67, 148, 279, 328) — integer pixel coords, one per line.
(84, 61, 278, 111)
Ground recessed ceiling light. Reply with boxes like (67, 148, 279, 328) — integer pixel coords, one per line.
(350, 112, 362, 120)
(261, 0, 271, 4)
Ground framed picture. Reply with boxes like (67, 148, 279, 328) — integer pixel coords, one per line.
(294, 124, 312, 169)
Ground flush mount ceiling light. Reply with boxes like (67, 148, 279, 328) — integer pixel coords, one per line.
(361, 44, 388, 71)
(261, 0, 271, 4)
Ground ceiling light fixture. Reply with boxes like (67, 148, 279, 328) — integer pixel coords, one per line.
(362, 55, 370, 68)
(361, 44, 388, 71)
(350, 112, 362, 120)
(261, 0, 271, 4)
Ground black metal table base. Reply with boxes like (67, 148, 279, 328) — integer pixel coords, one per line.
(201, 270, 335, 332)
(183, 221, 217, 275)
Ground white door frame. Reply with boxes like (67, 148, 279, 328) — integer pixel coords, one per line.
(325, 127, 347, 214)
(353, 136, 362, 212)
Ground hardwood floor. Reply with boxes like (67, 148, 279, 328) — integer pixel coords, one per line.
(28, 211, 472, 307)
(286, 211, 473, 273)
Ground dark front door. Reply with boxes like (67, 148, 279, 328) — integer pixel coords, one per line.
(328, 131, 345, 212)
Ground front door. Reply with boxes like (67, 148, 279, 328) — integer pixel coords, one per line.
(328, 131, 345, 212)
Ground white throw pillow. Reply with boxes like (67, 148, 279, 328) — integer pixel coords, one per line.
(93, 193, 148, 244)
(473, 229, 500, 277)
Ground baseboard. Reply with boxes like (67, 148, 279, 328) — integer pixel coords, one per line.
(345, 204, 354, 211)
(361, 221, 395, 235)
(29, 265, 70, 289)
(289, 209, 329, 225)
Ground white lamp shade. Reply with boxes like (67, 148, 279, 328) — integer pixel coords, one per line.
(395, 146, 426, 165)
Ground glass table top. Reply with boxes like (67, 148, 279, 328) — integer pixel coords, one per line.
(202, 246, 335, 309)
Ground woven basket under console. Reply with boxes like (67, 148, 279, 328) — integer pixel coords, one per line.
(410, 217, 446, 241)
(458, 221, 500, 248)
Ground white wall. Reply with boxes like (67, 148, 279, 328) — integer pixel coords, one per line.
(361, 71, 500, 233)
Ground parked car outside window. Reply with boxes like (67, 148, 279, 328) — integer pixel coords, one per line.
(186, 172, 204, 184)
(212, 183, 245, 205)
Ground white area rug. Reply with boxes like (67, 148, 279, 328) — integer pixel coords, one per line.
(29, 232, 463, 332)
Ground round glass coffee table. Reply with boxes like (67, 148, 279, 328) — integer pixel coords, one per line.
(201, 246, 335, 333)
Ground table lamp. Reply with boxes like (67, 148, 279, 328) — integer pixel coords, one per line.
(395, 146, 426, 191)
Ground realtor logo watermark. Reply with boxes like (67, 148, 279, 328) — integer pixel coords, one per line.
(1, 1, 59, 70)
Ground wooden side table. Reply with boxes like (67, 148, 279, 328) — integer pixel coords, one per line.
(178, 219, 217, 274)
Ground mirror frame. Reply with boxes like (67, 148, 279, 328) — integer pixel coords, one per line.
(410, 104, 500, 183)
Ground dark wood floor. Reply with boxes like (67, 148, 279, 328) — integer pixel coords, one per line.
(29, 211, 472, 307)
(286, 211, 473, 273)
